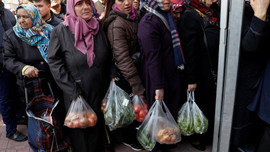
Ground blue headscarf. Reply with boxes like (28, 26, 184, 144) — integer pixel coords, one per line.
(13, 4, 53, 62)
(142, 0, 185, 70)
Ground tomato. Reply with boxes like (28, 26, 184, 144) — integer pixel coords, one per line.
(138, 117, 144, 122)
(133, 106, 140, 113)
(139, 110, 146, 118)
(144, 104, 148, 109)
(80, 118, 88, 128)
(87, 118, 96, 127)
(89, 113, 97, 121)
(73, 120, 80, 128)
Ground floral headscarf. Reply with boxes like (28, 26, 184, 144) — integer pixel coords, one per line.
(13, 4, 53, 62)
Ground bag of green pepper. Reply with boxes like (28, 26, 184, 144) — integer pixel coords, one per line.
(190, 91, 208, 134)
(137, 100, 181, 151)
(177, 91, 194, 136)
(103, 81, 135, 131)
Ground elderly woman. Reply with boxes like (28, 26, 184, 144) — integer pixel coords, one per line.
(102, 0, 145, 150)
(178, 0, 220, 150)
(3, 3, 66, 146)
(47, 0, 111, 151)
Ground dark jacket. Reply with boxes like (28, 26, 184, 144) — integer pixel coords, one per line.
(103, 8, 145, 95)
(47, 24, 111, 152)
(232, 3, 270, 146)
(178, 9, 219, 139)
(0, 8, 16, 67)
(46, 11, 63, 27)
(3, 29, 50, 86)
(138, 12, 184, 118)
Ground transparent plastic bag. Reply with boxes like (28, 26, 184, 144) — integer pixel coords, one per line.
(132, 95, 148, 122)
(103, 81, 135, 131)
(190, 91, 208, 134)
(64, 96, 97, 128)
(137, 101, 181, 151)
(177, 91, 194, 136)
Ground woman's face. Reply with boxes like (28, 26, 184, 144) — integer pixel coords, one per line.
(74, 0, 93, 20)
(204, 0, 218, 8)
(162, 0, 171, 11)
(172, 7, 184, 21)
(16, 8, 33, 30)
(115, 0, 133, 14)
(133, 0, 140, 10)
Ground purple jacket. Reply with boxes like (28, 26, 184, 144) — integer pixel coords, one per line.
(138, 12, 184, 118)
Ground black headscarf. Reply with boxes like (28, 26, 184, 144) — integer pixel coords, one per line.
(0, 2, 4, 16)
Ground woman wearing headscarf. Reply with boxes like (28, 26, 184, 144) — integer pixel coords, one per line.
(178, 0, 219, 151)
(102, 0, 144, 150)
(47, 0, 111, 151)
(137, 0, 185, 151)
(170, 0, 185, 22)
(3, 4, 57, 117)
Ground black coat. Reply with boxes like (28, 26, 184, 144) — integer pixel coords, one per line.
(46, 11, 63, 27)
(232, 3, 270, 146)
(47, 24, 111, 152)
(178, 9, 219, 141)
(3, 29, 50, 86)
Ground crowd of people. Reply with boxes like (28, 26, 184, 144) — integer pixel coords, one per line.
(0, 0, 269, 152)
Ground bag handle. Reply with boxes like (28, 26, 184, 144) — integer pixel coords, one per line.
(187, 91, 195, 103)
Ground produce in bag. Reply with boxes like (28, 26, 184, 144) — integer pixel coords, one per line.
(64, 96, 97, 128)
(177, 91, 194, 136)
(132, 95, 148, 122)
(137, 100, 181, 151)
(103, 81, 135, 130)
(192, 97, 208, 134)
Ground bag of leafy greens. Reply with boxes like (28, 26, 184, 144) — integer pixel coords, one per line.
(177, 91, 194, 136)
(190, 91, 208, 134)
(103, 81, 135, 131)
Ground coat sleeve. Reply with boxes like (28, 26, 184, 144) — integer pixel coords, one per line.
(241, 15, 270, 53)
(179, 11, 201, 84)
(137, 15, 166, 90)
(107, 20, 145, 95)
(3, 32, 26, 77)
(47, 28, 81, 102)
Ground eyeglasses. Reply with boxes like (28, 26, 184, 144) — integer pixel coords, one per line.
(17, 15, 30, 19)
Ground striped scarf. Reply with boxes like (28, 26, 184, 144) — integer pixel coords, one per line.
(142, 0, 185, 70)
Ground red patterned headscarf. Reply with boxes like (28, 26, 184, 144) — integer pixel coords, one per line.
(190, 0, 218, 26)
(170, 0, 184, 12)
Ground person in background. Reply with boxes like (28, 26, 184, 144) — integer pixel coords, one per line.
(231, 0, 270, 151)
(33, 0, 63, 27)
(170, 0, 185, 22)
(133, 0, 140, 10)
(51, 0, 66, 20)
(47, 0, 111, 151)
(178, 0, 219, 151)
(137, 0, 185, 150)
(95, 0, 106, 19)
(102, 0, 145, 150)
(0, 0, 27, 142)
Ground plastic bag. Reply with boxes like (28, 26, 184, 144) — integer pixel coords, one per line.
(64, 96, 97, 128)
(177, 91, 194, 136)
(137, 100, 181, 151)
(190, 92, 208, 134)
(103, 81, 135, 131)
(132, 95, 148, 122)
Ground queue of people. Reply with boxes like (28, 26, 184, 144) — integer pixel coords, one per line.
(1, 0, 270, 152)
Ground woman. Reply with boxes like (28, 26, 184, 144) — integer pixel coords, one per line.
(232, 0, 270, 151)
(170, 0, 185, 22)
(137, 0, 185, 150)
(178, 0, 219, 150)
(3, 4, 68, 150)
(47, 0, 111, 151)
(102, 0, 145, 150)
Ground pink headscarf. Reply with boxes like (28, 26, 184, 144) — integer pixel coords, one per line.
(63, 0, 99, 67)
